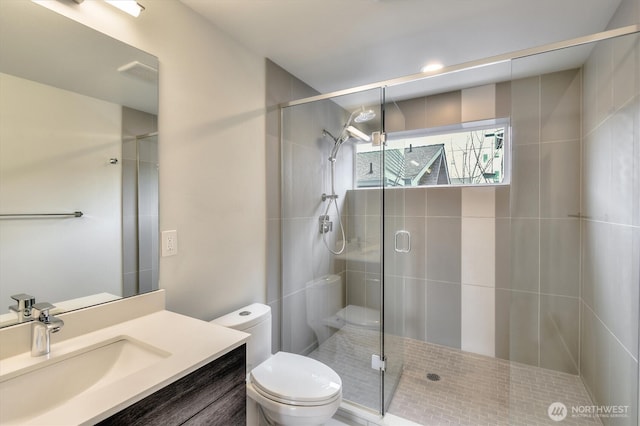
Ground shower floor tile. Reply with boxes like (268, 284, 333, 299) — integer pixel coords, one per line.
(311, 327, 600, 425)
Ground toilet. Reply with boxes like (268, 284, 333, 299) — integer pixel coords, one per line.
(305, 274, 344, 345)
(212, 303, 342, 426)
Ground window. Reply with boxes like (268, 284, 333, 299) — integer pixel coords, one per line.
(355, 118, 510, 188)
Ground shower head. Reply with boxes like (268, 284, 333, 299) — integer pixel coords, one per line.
(354, 108, 376, 123)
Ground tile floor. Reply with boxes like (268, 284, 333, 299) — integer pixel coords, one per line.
(311, 326, 601, 426)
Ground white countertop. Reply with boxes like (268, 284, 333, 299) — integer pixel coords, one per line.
(0, 309, 249, 425)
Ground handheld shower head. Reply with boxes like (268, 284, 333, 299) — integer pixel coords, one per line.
(345, 125, 371, 142)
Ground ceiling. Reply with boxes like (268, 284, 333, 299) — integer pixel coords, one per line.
(180, 0, 623, 97)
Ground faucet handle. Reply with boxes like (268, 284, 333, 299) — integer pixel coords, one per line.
(9, 293, 36, 319)
(32, 302, 56, 321)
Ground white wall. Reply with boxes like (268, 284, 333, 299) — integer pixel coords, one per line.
(0, 72, 122, 303)
(34, 0, 267, 320)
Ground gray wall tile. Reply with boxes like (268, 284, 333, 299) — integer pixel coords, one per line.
(426, 217, 461, 283)
(511, 76, 540, 146)
(540, 69, 581, 142)
(609, 339, 639, 426)
(425, 91, 462, 128)
(507, 290, 539, 367)
(403, 277, 427, 341)
(495, 218, 511, 289)
(426, 187, 461, 217)
(398, 97, 427, 130)
(540, 140, 581, 218)
(398, 216, 427, 280)
(540, 219, 580, 297)
(540, 295, 579, 374)
(510, 218, 539, 293)
(495, 289, 510, 360)
(510, 144, 540, 218)
(427, 281, 461, 349)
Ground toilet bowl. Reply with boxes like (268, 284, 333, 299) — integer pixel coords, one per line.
(335, 304, 380, 330)
(212, 303, 342, 426)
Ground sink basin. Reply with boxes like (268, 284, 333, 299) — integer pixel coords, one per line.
(0, 336, 170, 424)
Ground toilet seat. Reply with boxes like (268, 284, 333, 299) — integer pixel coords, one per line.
(336, 304, 380, 329)
(250, 352, 342, 406)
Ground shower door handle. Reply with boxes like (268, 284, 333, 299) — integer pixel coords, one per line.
(394, 230, 411, 253)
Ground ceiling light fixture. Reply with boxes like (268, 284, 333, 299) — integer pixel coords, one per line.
(421, 63, 444, 73)
(104, 0, 145, 17)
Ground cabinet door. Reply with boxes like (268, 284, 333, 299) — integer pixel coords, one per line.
(98, 344, 246, 426)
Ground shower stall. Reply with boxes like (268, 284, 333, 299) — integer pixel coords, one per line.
(271, 25, 639, 425)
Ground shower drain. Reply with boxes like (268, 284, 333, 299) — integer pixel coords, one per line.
(426, 373, 441, 382)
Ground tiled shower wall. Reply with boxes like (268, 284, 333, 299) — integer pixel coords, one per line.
(343, 70, 584, 375)
(266, 60, 351, 354)
(580, 34, 639, 423)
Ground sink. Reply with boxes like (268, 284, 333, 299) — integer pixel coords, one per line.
(0, 336, 170, 424)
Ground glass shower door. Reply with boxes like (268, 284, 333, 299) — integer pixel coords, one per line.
(280, 88, 386, 413)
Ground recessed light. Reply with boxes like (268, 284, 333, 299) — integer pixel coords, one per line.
(421, 63, 444, 73)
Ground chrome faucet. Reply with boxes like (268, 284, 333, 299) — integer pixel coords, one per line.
(31, 302, 64, 357)
(9, 293, 36, 322)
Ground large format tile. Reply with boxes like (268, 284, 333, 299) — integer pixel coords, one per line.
(426, 217, 461, 283)
(461, 284, 495, 357)
(510, 144, 540, 218)
(609, 99, 637, 226)
(541, 69, 581, 142)
(609, 338, 639, 426)
(403, 277, 427, 341)
(461, 186, 495, 217)
(282, 218, 314, 296)
(507, 290, 539, 367)
(426, 187, 461, 217)
(461, 217, 495, 287)
(397, 216, 426, 280)
(540, 218, 580, 297)
(604, 224, 639, 359)
(511, 76, 540, 146)
(510, 218, 539, 293)
(540, 140, 581, 218)
(540, 294, 579, 374)
(427, 280, 461, 349)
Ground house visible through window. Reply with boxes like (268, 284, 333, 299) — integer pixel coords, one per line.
(355, 118, 509, 188)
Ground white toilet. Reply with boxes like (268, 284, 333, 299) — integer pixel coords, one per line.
(212, 303, 342, 426)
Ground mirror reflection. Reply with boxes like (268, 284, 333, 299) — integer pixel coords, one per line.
(0, 1, 159, 327)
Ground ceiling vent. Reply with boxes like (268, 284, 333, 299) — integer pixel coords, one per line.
(117, 61, 157, 84)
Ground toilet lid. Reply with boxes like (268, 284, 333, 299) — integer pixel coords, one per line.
(250, 352, 342, 404)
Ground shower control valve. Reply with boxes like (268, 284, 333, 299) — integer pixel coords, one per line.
(319, 215, 333, 234)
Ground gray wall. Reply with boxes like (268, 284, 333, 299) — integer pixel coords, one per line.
(497, 68, 583, 374)
(581, 33, 639, 425)
(266, 60, 352, 354)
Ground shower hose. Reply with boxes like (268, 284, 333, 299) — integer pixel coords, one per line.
(322, 159, 346, 255)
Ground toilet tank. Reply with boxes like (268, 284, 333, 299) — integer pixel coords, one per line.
(211, 303, 271, 372)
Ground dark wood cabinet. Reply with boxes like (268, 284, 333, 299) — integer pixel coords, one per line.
(98, 344, 246, 426)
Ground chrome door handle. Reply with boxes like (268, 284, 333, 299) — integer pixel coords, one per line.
(394, 230, 411, 253)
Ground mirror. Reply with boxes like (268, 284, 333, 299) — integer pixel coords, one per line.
(0, 1, 159, 327)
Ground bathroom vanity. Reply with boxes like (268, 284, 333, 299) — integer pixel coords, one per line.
(99, 345, 246, 425)
(0, 291, 249, 425)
